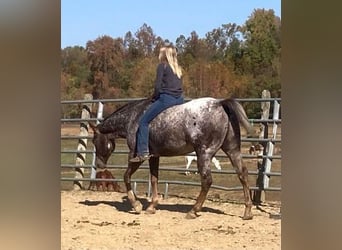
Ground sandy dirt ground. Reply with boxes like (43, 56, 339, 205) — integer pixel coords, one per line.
(61, 190, 281, 250)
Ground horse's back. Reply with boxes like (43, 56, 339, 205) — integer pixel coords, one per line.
(149, 97, 229, 156)
(155, 97, 222, 124)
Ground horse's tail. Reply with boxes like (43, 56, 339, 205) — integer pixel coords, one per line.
(220, 98, 257, 139)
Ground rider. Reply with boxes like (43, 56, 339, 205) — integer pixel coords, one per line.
(130, 42, 184, 163)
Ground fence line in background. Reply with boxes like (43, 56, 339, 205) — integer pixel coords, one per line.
(61, 94, 281, 200)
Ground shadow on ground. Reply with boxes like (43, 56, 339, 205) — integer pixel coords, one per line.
(79, 196, 231, 216)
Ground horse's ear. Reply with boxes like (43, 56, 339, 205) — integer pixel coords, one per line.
(88, 122, 98, 134)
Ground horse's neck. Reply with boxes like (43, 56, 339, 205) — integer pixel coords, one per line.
(106, 114, 130, 138)
(99, 99, 149, 138)
(115, 114, 131, 138)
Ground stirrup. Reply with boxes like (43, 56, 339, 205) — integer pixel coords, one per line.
(129, 154, 151, 163)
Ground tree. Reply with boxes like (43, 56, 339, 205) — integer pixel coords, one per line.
(61, 9, 281, 107)
(241, 9, 281, 78)
(240, 8, 281, 98)
(86, 35, 125, 98)
(60, 46, 92, 118)
(126, 57, 156, 97)
(205, 26, 229, 61)
(61, 46, 90, 88)
(124, 31, 141, 60)
(134, 23, 156, 57)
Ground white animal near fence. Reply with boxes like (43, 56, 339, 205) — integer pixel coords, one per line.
(185, 153, 221, 175)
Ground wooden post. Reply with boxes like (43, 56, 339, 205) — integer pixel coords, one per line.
(73, 94, 93, 190)
(263, 100, 280, 189)
(90, 101, 104, 180)
(253, 90, 270, 204)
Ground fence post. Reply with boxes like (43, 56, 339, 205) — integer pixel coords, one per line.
(253, 90, 270, 204)
(263, 100, 280, 189)
(90, 101, 104, 180)
(73, 94, 93, 190)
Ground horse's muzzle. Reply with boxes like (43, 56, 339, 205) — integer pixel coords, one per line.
(95, 158, 107, 169)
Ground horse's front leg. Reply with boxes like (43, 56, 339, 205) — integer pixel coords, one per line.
(186, 156, 212, 219)
(146, 156, 160, 214)
(124, 157, 143, 213)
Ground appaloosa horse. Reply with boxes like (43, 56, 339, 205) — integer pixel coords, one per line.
(90, 97, 256, 219)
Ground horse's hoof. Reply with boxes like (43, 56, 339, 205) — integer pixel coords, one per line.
(145, 207, 156, 214)
(133, 201, 143, 214)
(242, 214, 253, 220)
(185, 211, 198, 219)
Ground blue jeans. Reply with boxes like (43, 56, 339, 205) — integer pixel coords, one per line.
(136, 93, 184, 155)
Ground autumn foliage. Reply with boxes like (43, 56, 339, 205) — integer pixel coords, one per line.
(61, 9, 280, 117)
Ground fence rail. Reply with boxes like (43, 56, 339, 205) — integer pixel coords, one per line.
(61, 95, 281, 202)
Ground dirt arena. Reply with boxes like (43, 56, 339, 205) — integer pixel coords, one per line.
(61, 190, 281, 250)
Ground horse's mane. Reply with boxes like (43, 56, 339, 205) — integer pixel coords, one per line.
(102, 98, 150, 122)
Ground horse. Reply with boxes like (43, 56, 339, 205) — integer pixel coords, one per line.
(185, 153, 221, 175)
(90, 97, 256, 220)
(88, 169, 123, 192)
(249, 144, 264, 156)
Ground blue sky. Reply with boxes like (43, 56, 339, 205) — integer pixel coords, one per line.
(61, 0, 281, 49)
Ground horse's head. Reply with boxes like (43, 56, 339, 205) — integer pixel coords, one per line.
(89, 122, 116, 168)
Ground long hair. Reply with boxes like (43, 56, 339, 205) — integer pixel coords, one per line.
(159, 46, 182, 79)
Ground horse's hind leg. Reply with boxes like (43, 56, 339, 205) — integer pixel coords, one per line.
(146, 156, 160, 214)
(222, 143, 253, 220)
(186, 154, 213, 219)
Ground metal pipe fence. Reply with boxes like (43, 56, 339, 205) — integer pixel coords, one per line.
(61, 96, 281, 200)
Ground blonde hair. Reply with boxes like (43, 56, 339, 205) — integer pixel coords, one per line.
(159, 46, 182, 78)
